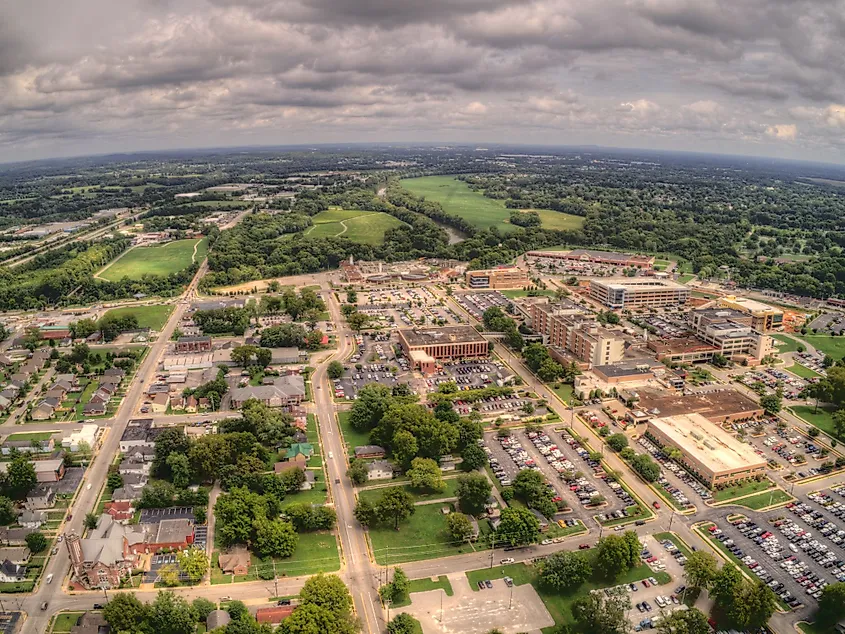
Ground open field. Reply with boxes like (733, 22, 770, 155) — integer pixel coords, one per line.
(337, 411, 372, 455)
(787, 364, 821, 379)
(103, 304, 174, 330)
(99, 238, 207, 281)
(392, 575, 454, 608)
(500, 289, 557, 299)
(400, 176, 583, 233)
(358, 479, 460, 505)
(772, 334, 802, 354)
(6, 431, 53, 442)
(797, 334, 845, 358)
(303, 209, 405, 245)
(791, 404, 838, 437)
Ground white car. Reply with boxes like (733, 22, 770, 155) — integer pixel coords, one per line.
(328, 452, 334, 459)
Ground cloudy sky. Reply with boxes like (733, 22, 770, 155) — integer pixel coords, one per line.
(3, 0, 845, 163)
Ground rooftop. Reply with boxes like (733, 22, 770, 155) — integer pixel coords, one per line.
(593, 277, 688, 291)
(400, 325, 487, 347)
(649, 413, 767, 473)
(636, 387, 762, 421)
(566, 249, 654, 263)
(719, 295, 783, 315)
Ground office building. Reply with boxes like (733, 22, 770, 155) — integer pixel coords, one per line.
(717, 296, 783, 332)
(690, 308, 774, 361)
(646, 413, 767, 488)
(466, 266, 529, 290)
(531, 303, 625, 366)
(398, 326, 489, 375)
(590, 278, 690, 309)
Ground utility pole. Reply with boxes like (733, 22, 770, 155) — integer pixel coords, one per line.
(489, 539, 495, 569)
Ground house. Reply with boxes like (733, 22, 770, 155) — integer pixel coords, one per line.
(468, 516, 481, 541)
(530, 508, 550, 532)
(2, 436, 54, 455)
(150, 392, 170, 413)
(18, 510, 47, 529)
(354, 445, 386, 459)
(70, 612, 111, 634)
(125, 446, 155, 463)
(175, 336, 212, 354)
(25, 485, 56, 510)
(103, 368, 125, 380)
(45, 387, 67, 401)
(62, 424, 99, 452)
(20, 361, 40, 376)
(184, 395, 198, 413)
(0, 394, 10, 411)
(300, 470, 316, 491)
(207, 610, 231, 630)
(275, 454, 307, 473)
(0, 527, 33, 545)
(10, 373, 29, 385)
(119, 419, 157, 453)
(285, 443, 313, 460)
(0, 355, 13, 367)
(366, 460, 394, 481)
(85, 332, 102, 343)
(218, 546, 251, 576)
(83, 402, 107, 417)
(54, 373, 79, 389)
(34, 459, 66, 482)
(229, 374, 306, 408)
(31, 402, 55, 420)
(104, 501, 135, 522)
(53, 379, 75, 394)
(111, 487, 142, 503)
(256, 606, 294, 624)
(118, 458, 150, 477)
(0, 560, 26, 583)
(0, 547, 30, 564)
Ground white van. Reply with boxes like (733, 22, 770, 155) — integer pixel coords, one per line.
(46, 574, 54, 584)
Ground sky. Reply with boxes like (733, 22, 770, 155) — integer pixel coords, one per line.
(3, 0, 845, 164)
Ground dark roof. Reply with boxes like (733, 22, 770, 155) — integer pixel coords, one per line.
(177, 335, 211, 343)
(121, 419, 154, 442)
(593, 364, 654, 378)
(139, 507, 195, 524)
(400, 325, 487, 347)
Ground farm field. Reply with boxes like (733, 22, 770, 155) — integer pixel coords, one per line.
(400, 176, 583, 233)
(303, 209, 405, 245)
(99, 238, 207, 281)
(102, 304, 174, 330)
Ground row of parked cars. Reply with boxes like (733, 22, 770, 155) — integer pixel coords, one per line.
(638, 436, 711, 502)
(774, 518, 845, 585)
(527, 431, 599, 507)
(659, 538, 689, 567)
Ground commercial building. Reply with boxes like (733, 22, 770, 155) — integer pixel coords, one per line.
(530, 303, 625, 366)
(398, 326, 489, 375)
(646, 413, 767, 488)
(528, 249, 654, 268)
(633, 387, 763, 423)
(175, 336, 212, 354)
(466, 266, 529, 290)
(229, 374, 306, 409)
(690, 308, 774, 362)
(717, 296, 783, 332)
(590, 278, 690, 309)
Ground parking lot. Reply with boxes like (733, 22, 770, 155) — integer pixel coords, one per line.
(426, 360, 509, 391)
(335, 332, 416, 399)
(637, 436, 712, 505)
(454, 291, 511, 321)
(737, 367, 809, 400)
(354, 287, 465, 329)
(792, 351, 827, 377)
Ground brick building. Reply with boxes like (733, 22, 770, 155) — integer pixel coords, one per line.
(397, 326, 489, 375)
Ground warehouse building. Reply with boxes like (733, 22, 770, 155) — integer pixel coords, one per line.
(466, 265, 529, 290)
(646, 413, 767, 488)
(398, 326, 489, 375)
(590, 278, 690, 309)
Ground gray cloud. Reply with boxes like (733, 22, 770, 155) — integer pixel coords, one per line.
(3, 0, 845, 162)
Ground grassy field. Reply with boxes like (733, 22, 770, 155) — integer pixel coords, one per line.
(678, 274, 696, 284)
(772, 334, 802, 354)
(788, 364, 821, 379)
(337, 411, 372, 456)
(303, 209, 405, 245)
(400, 176, 583, 233)
(731, 489, 793, 510)
(103, 304, 174, 330)
(358, 478, 460, 505)
(50, 612, 84, 632)
(797, 334, 845, 358)
(500, 289, 557, 299)
(465, 560, 668, 633)
(392, 575, 454, 608)
(713, 479, 773, 502)
(369, 503, 480, 564)
(791, 404, 838, 437)
(100, 238, 207, 281)
(6, 431, 53, 442)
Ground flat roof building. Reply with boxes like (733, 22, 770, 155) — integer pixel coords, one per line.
(398, 326, 489, 375)
(466, 266, 529, 290)
(590, 278, 690, 309)
(647, 413, 767, 488)
(528, 249, 655, 269)
(635, 387, 763, 423)
(717, 296, 783, 332)
(531, 303, 625, 367)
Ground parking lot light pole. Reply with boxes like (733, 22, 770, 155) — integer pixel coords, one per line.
(668, 511, 675, 532)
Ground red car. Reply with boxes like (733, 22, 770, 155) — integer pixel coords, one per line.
(652, 501, 661, 510)
(578, 544, 591, 550)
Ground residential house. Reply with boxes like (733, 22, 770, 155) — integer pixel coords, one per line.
(300, 470, 316, 491)
(366, 460, 394, 481)
(0, 547, 30, 564)
(274, 454, 307, 473)
(354, 445, 386, 459)
(124, 446, 155, 463)
(218, 547, 251, 576)
(34, 459, 65, 482)
(150, 392, 169, 413)
(0, 394, 11, 411)
(118, 458, 150, 477)
(256, 606, 294, 625)
(103, 368, 125, 380)
(207, 611, 231, 630)
(175, 336, 212, 354)
(25, 485, 56, 510)
(0, 527, 33, 545)
(45, 387, 67, 401)
(110, 487, 142, 504)
(229, 374, 306, 408)
(285, 443, 313, 460)
(54, 374, 79, 389)
(70, 612, 111, 634)
(10, 373, 29, 385)
(20, 361, 40, 376)
(18, 510, 47, 529)
(468, 516, 481, 541)
(0, 560, 26, 583)
(0, 355, 13, 367)
(83, 402, 107, 417)
(31, 401, 55, 421)
(2, 436, 54, 455)
(104, 501, 135, 522)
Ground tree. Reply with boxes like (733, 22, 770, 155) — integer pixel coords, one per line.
(461, 444, 487, 471)
(731, 581, 777, 630)
(214, 487, 267, 547)
(380, 567, 410, 604)
(177, 546, 209, 583)
(103, 593, 149, 632)
(107, 472, 123, 491)
(456, 472, 492, 515)
(153, 427, 190, 479)
(167, 452, 193, 488)
(684, 551, 718, 589)
(0, 496, 16, 525)
(656, 607, 710, 634)
(354, 498, 377, 526)
(192, 597, 216, 622)
(629, 453, 661, 482)
(347, 311, 370, 332)
(595, 533, 640, 579)
(711, 353, 728, 368)
(255, 519, 298, 558)
(348, 383, 394, 432)
(25, 531, 47, 554)
(407, 457, 445, 492)
(513, 468, 546, 501)
(4, 454, 36, 499)
(280, 467, 307, 493)
(347, 459, 369, 485)
(817, 582, 845, 625)
(539, 551, 592, 591)
(759, 393, 782, 415)
(376, 488, 415, 530)
(298, 573, 353, 616)
(572, 590, 630, 634)
(606, 434, 628, 452)
(327, 361, 344, 380)
(391, 430, 419, 466)
(833, 409, 845, 439)
(346, 291, 358, 304)
(84, 512, 99, 530)
(148, 591, 197, 634)
(446, 512, 475, 542)
(280, 603, 355, 634)
(227, 600, 250, 621)
(388, 613, 422, 634)
(711, 563, 743, 608)
(158, 563, 181, 587)
(495, 506, 540, 546)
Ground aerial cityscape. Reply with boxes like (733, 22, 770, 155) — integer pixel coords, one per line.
(4, 2, 845, 634)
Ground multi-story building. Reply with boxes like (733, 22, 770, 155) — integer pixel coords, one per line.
(530, 303, 625, 366)
(590, 278, 690, 309)
(175, 336, 212, 354)
(527, 249, 655, 269)
(716, 296, 783, 332)
(398, 326, 489, 375)
(466, 266, 529, 290)
(690, 308, 773, 361)
(646, 413, 767, 488)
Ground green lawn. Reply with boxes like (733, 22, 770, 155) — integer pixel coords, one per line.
(337, 411, 372, 456)
(797, 621, 833, 634)
(50, 612, 84, 633)
(771, 334, 803, 354)
(358, 478, 460, 505)
(500, 289, 557, 299)
(392, 575, 454, 608)
(788, 364, 821, 379)
(103, 304, 174, 331)
(797, 334, 845, 358)
(678, 274, 696, 284)
(368, 503, 479, 564)
(791, 404, 838, 437)
(713, 479, 773, 502)
(303, 209, 405, 245)
(731, 489, 793, 510)
(6, 431, 53, 442)
(465, 560, 669, 633)
(99, 237, 207, 281)
(400, 176, 583, 233)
